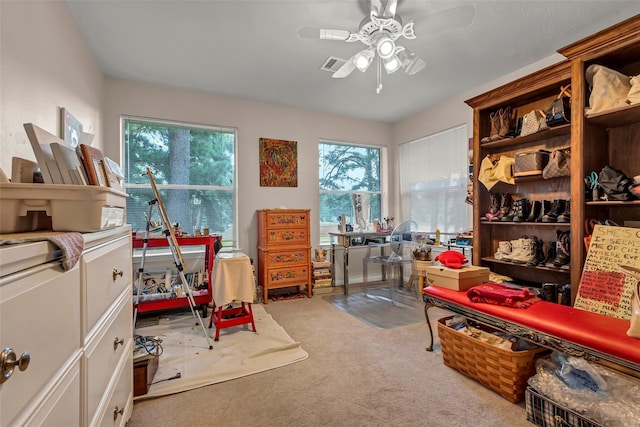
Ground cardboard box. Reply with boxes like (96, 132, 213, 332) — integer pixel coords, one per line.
(0, 183, 126, 233)
(425, 265, 489, 291)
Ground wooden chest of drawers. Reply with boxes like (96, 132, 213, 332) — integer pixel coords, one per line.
(257, 209, 311, 303)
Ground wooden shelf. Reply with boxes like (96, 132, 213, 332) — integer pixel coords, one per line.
(479, 220, 570, 227)
(479, 124, 571, 150)
(585, 103, 640, 128)
(481, 257, 571, 274)
(586, 200, 640, 206)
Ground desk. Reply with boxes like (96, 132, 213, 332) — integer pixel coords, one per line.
(329, 231, 391, 295)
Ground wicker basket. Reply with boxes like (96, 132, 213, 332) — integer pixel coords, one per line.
(437, 316, 546, 403)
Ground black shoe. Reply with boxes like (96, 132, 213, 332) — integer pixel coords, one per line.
(559, 284, 571, 306)
(552, 230, 570, 268)
(499, 193, 512, 217)
(541, 283, 558, 303)
(535, 200, 552, 222)
(513, 199, 531, 222)
(542, 199, 566, 223)
(525, 200, 541, 222)
(557, 200, 571, 223)
(527, 237, 545, 266)
(501, 198, 519, 222)
(542, 241, 557, 267)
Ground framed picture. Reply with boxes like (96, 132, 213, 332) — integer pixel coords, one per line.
(259, 138, 298, 187)
(79, 144, 108, 186)
(60, 107, 83, 148)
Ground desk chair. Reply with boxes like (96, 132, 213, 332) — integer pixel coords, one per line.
(362, 221, 417, 304)
(208, 252, 256, 341)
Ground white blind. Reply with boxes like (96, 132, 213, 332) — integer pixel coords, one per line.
(399, 124, 469, 234)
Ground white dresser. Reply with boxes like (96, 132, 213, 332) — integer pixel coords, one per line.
(0, 226, 133, 426)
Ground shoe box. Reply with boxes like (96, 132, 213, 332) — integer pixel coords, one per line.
(425, 265, 490, 291)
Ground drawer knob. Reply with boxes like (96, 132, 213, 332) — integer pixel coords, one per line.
(112, 269, 124, 281)
(113, 337, 124, 351)
(1, 348, 31, 384)
(113, 406, 124, 421)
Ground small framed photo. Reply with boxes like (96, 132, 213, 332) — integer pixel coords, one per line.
(79, 144, 108, 186)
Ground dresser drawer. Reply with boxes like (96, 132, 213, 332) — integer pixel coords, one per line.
(0, 262, 81, 427)
(93, 340, 132, 427)
(262, 210, 309, 229)
(266, 265, 310, 286)
(82, 235, 131, 335)
(265, 228, 309, 246)
(264, 248, 310, 268)
(85, 291, 132, 422)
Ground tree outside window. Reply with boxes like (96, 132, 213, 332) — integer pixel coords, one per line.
(122, 117, 236, 246)
(319, 141, 382, 243)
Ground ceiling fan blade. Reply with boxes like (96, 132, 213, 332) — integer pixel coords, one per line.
(417, 4, 476, 35)
(370, 0, 397, 19)
(332, 58, 357, 79)
(296, 27, 352, 41)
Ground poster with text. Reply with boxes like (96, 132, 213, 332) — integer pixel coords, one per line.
(574, 225, 640, 319)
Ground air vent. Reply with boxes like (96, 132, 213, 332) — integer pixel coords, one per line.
(320, 56, 346, 73)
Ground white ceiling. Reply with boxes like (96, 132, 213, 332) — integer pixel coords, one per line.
(64, 1, 640, 123)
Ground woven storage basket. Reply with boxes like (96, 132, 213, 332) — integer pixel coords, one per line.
(437, 316, 546, 403)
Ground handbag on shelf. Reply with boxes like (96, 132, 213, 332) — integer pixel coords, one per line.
(546, 85, 572, 127)
(520, 110, 547, 137)
(513, 149, 550, 177)
(542, 148, 571, 179)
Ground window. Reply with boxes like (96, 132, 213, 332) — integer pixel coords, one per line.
(122, 117, 237, 247)
(318, 140, 382, 243)
(399, 124, 469, 235)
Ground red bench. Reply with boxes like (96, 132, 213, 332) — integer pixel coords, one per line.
(423, 285, 640, 374)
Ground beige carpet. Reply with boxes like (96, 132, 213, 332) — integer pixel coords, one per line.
(133, 304, 308, 400)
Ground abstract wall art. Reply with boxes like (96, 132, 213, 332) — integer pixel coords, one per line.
(259, 138, 298, 187)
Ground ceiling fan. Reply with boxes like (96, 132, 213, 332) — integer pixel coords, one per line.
(297, 0, 475, 94)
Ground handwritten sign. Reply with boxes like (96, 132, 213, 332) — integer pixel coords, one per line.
(574, 225, 640, 320)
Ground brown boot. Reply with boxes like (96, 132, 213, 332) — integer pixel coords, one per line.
(492, 106, 511, 141)
(481, 110, 500, 143)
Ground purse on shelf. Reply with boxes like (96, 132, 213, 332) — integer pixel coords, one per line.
(546, 85, 572, 127)
(520, 110, 547, 137)
(542, 148, 571, 179)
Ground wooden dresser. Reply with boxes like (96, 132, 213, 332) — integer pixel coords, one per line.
(256, 209, 311, 303)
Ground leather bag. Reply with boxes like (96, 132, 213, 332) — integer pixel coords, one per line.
(546, 85, 572, 127)
(519, 110, 547, 137)
(542, 148, 571, 179)
(598, 165, 637, 201)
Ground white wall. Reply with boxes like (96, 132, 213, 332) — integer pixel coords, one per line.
(0, 1, 105, 175)
(103, 79, 392, 260)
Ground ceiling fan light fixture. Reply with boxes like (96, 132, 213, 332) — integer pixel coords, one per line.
(354, 49, 374, 72)
(383, 55, 402, 74)
(373, 33, 395, 59)
(398, 49, 426, 75)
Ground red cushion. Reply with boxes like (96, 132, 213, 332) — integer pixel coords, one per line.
(424, 285, 640, 366)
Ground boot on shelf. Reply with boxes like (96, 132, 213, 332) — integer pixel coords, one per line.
(481, 110, 501, 143)
(485, 193, 501, 220)
(502, 238, 522, 262)
(526, 237, 545, 266)
(493, 106, 512, 141)
(541, 283, 558, 303)
(542, 241, 557, 267)
(500, 193, 512, 217)
(552, 230, 571, 268)
(502, 198, 522, 222)
(511, 236, 535, 264)
(495, 240, 512, 260)
(542, 199, 567, 223)
(525, 200, 542, 222)
(557, 200, 571, 223)
(513, 199, 531, 222)
(534, 200, 552, 222)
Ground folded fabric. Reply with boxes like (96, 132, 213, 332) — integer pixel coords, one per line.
(478, 155, 515, 191)
(0, 231, 84, 270)
(467, 282, 541, 309)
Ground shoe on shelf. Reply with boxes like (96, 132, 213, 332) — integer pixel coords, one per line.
(500, 192, 512, 217)
(534, 200, 552, 222)
(511, 237, 535, 264)
(542, 241, 557, 267)
(526, 237, 545, 266)
(485, 192, 501, 220)
(513, 199, 531, 222)
(557, 200, 571, 223)
(481, 110, 501, 143)
(525, 200, 541, 222)
(541, 283, 558, 303)
(542, 199, 566, 223)
(502, 238, 522, 262)
(501, 198, 521, 222)
(552, 230, 571, 268)
(495, 240, 512, 260)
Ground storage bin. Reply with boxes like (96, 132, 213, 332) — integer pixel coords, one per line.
(0, 183, 127, 233)
(525, 387, 603, 427)
(514, 150, 550, 177)
(437, 316, 546, 403)
(425, 265, 489, 291)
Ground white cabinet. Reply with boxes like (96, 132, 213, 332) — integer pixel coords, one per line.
(0, 226, 133, 426)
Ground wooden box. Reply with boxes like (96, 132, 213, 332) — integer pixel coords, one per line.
(425, 265, 489, 291)
(133, 354, 159, 397)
